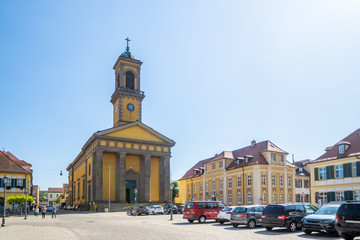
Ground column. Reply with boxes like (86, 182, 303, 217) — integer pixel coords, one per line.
(144, 154, 151, 202)
(159, 158, 165, 202)
(163, 156, 170, 202)
(253, 166, 261, 205)
(116, 152, 126, 202)
(93, 150, 103, 201)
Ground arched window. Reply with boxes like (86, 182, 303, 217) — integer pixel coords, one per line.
(125, 71, 135, 90)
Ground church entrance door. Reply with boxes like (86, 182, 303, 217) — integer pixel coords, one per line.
(126, 180, 136, 203)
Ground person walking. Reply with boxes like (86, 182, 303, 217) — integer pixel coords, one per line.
(41, 206, 46, 219)
(51, 205, 56, 219)
(35, 205, 39, 217)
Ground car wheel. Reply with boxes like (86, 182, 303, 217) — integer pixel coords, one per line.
(265, 227, 273, 231)
(198, 215, 206, 223)
(232, 223, 239, 227)
(304, 229, 312, 235)
(287, 222, 297, 232)
(247, 220, 256, 229)
(188, 220, 194, 223)
(342, 233, 354, 240)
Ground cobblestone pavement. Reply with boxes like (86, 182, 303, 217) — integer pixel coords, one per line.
(0, 211, 346, 240)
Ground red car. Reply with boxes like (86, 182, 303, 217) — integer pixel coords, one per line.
(183, 201, 226, 223)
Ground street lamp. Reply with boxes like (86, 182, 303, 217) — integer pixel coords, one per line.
(24, 188, 28, 220)
(170, 183, 174, 221)
(2, 176, 8, 227)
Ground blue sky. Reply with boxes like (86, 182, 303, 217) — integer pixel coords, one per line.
(1, 0, 359, 190)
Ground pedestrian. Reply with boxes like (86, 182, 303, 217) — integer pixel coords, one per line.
(52, 205, 56, 219)
(41, 206, 46, 219)
(35, 205, 39, 217)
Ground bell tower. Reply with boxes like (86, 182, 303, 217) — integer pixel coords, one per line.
(111, 38, 145, 126)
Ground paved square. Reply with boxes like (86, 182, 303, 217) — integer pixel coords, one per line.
(0, 211, 344, 240)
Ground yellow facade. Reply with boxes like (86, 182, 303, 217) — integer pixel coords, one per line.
(309, 156, 360, 205)
(150, 157, 160, 201)
(0, 172, 33, 210)
(178, 143, 296, 205)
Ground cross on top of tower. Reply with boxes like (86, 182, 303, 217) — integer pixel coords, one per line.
(125, 37, 131, 51)
(120, 37, 134, 59)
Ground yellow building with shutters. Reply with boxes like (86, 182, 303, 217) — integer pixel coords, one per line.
(177, 140, 296, 206)
(66, 40, 175, 209)
(308, 128, 360, 206)
(0, 151, 33, 210)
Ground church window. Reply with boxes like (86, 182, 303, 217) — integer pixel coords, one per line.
(272, 176, 276, 186)
(280, 176, 283, 186)
(280, 194, 284, 202)
(247, 194, 252, 203)
(237, 177, 241, 188)
(228, 178, 232, 189)
(220, 180, 223, 189)
(125, 71, 135, 90)
(262, 175, 266, 185)
(228, 194, 232, 203)
(212, 163, 215, 170)
(288, 176, 291, 186)
(219, 161, 223, 168)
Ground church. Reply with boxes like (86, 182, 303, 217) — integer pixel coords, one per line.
(66, 40, 175, 208)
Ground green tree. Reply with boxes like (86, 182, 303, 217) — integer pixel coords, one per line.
(54, 194, 62, 204)
(171, 181, 179, 202)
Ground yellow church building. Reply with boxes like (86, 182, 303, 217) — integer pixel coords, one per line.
(308, 128, 360, 205)
(177, 140, 297, 205)
(67, 40, 175, 209)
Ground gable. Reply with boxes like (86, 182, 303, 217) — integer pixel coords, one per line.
(105, 125, 165, 143)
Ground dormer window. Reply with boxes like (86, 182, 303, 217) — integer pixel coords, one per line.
(299, 167, 303, 172)
(338, 145, 345, 154)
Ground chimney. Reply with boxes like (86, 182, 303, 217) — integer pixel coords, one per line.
(251, 139, 256, 147)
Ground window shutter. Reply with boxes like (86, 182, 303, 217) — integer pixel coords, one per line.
(314, 168, 319, 181)
(326, 166, 334, 179)
(0, 178, 3, 188)
(329, 166, 335, 179)
(344, 163, 352, 178)
(344, 190, 353, 201)
(356, 162, 360, 177)
(23, 178, 26, 188)
(11, 179, 16, 188)
(327, 191, 335, 203)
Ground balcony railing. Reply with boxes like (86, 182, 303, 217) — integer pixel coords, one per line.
(118, 87, 144, 95)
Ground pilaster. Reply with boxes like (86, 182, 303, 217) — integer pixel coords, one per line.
(93, 150, 103, 201)
(163, 156, 170, 202)
(144, 154, 151, 202)
(116, 152, 126, 202)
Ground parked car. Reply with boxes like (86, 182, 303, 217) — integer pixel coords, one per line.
(163, 205, 177, 214)
(177, 205, 184, 214)
(64, 205, 73, 210)
(302, 203, 341, 236)
(183, 201, 226, 223)
(45, 205, 52, 212)
(216, 206, 240, 225)
(335, 201, 360, 240)
(230, 205, 266, 228)
(261, 203, 310, 232)
(149, 205, 164, 215)
(131, 206, 149, 216)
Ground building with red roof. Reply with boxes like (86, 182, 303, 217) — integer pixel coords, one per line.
(308, 128, 360, 206)
(0, 150, 33, 210)
(177, 140, 297, 205)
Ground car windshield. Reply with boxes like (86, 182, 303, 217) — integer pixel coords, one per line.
(315, 205, 339, 215)
(221, 207, 232, 212)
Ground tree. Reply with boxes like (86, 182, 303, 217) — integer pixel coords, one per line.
(171, 181, 179, 202)
(54, 194, 62, 204)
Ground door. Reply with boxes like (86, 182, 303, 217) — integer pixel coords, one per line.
(126, 180, 136, 203)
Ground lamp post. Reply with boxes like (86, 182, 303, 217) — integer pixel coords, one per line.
(24, 188, 28, 220)
(170, 183, 174, 221)
(2, 176, 8, 227)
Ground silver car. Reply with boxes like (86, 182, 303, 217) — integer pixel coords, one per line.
(230, 205, 266, 228)
(216, 206, 241, 224)
(149, 205, 164, 215)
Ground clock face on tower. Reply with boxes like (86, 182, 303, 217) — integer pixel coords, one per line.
(127, 103, 135, 112)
